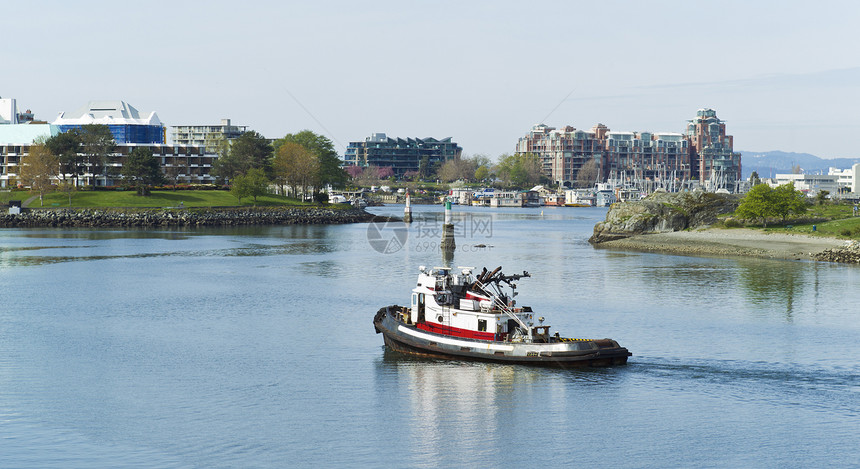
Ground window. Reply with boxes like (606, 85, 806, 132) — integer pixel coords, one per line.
(478, 319, 487, 332)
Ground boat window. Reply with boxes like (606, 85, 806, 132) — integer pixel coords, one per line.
(478, 319, 487, 332)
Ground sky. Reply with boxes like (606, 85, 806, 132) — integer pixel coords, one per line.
(5, 0, 860, 160)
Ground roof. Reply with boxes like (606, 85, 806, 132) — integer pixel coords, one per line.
(52, 100, 162, 127)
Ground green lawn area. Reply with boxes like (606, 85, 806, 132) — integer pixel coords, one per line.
(737, 203, 860, 239)
(766, 216, 860, 238)
(21, 189, 315, 208)
(1, 190, 30, 205)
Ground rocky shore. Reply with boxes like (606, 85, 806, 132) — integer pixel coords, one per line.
(813, 240, 860, 263)
(589, 190, 739, 243)
(596, 228, 847, 261)
(0, 206, 379, 228)
(589, 191, 859, 264)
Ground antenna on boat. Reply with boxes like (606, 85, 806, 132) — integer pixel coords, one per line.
(440, 197, 455, 267)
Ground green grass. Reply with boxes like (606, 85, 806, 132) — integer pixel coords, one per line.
(1, 189, 30, 205)
(22, 190, 316, 208)
(788, 217, 860, 238)
(805, 204, 854, 220)
(725, 203, 860, 239)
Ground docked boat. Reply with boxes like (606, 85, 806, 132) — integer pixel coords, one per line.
(374, 266, 631, 366)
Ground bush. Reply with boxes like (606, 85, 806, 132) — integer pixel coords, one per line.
(150, 183, 222, 191)
(723, 218, 743, 228)
(839, 226, 860, 237)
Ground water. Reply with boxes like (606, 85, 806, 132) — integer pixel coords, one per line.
(1, 205, 858, 468)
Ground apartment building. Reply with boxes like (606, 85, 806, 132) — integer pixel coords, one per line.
(170, 119, 247, 147)
(344, 133, 462, 178)
(685, 108, 742, 187)
(516, 109, 737, 191)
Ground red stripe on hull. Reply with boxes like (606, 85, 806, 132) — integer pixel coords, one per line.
(417, 321, 495, 341)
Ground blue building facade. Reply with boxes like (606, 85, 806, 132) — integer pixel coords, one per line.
(56, 123, 164, 144)
(52, 100, 165, 144)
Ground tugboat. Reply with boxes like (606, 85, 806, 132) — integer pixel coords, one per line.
(374, 266, 631, 367)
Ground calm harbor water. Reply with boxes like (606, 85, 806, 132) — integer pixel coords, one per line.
(1, 204, 859, 468)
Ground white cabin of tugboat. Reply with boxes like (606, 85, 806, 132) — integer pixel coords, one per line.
(409, 266, 539, 342)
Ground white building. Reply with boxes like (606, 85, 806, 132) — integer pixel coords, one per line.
(829, 165, 860, 194)
(769, 164, 859, 196)
(1, 97, 21, 124)
(1, 96, 222, 188)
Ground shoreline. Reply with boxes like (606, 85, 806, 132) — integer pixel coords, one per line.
(594, 228, 848, 261)
(0, 206, 379, 228)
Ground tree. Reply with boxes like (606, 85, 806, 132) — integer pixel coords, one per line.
(230, 174, 252, 203)
(497, 153, 543, 189)
(815, 190, 830, 206)
(377, 166, 394, 180)
(79, 124, 115, 186)
(245, 168, 270, 203)
(211, 148, 245, 182)
(735, 182, 807, 227)
(471, 154, 493, 182)
(231, 130, 272, 173)
(438, 157, 478, 183)
(356, 165, 380, 185)
(204, 132, 230, 160)
(46, 130, 83, 186)
(18, 141, 59, 206)
(735, 183, 774, 227)
(58, 181, 77, 207)
(345, 165, 363, 179)
(438, 159, 459, 182)
(273, 130, 347, 190)
(272, 142, 318, 197)
(749, 171, 761, 186)
(771, 183, 808, 222)
(230, 167, 270, 204)
(212, 130, 272, 181)
(474, 165, 490, 182)
(122, 147, 164, 195)
(418, 156, 430, 180)
(576, 158, 599, 188)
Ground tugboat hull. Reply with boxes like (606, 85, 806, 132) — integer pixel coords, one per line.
(374, 306, 630, 367)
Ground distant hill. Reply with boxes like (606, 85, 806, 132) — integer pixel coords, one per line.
(739, 151, 860, 179)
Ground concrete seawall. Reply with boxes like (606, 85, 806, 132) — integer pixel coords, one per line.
(0, 206, 377, 228)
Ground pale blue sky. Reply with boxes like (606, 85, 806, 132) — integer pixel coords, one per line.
(6, 0, 860, 159)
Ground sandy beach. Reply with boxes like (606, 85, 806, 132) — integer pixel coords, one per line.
(596, 228, 847, 261)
